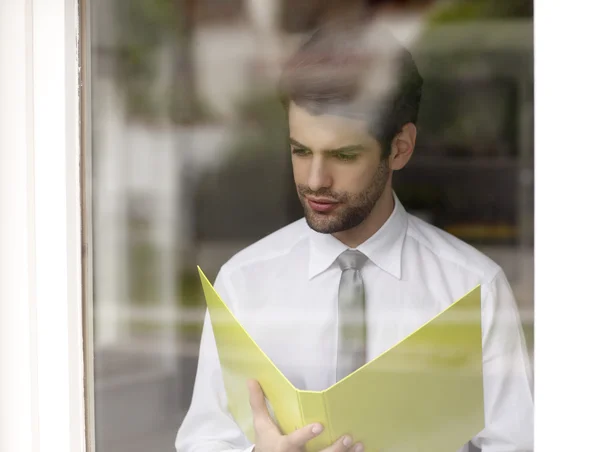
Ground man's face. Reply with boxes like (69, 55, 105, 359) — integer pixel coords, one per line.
(288, 101, 391, 234)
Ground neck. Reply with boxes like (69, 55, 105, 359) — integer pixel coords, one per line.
(333, 188, 395, 248)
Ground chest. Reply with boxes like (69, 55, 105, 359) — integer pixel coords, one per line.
(234, 267, 454, 391)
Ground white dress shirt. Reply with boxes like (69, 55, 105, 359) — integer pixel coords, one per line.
(176, 193, 534, 452)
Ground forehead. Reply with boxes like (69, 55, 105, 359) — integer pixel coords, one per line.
(288, 102, 379, 151)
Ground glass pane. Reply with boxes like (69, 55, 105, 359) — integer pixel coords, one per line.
(87, 1, 533, 451)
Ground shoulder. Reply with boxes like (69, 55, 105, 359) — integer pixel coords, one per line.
(405, 214, 502, 284)
(219, 218, 309, 277)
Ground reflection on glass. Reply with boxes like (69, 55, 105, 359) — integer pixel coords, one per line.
(88, 1, 533, 451)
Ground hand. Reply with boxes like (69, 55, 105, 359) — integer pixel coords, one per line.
(248, 379, 364, 452)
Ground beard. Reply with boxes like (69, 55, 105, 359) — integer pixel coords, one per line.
(296, 159, 390, 234)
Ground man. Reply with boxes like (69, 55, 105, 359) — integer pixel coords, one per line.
(176, 19, 533, 452)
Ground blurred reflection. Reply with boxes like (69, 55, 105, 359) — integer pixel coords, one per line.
(88, 1, 533, 451)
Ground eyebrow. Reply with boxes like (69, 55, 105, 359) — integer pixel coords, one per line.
(289, 137, 366, 154)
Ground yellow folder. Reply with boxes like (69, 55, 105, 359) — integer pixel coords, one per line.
(198, 266, 484, 452)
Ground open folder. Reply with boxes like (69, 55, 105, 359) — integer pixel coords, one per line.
(198, 266, 484, 452)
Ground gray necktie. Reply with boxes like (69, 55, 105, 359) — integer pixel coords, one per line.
(336, 249, 368, 382)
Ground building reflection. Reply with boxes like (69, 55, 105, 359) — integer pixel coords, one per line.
(89, 1, 533, 451)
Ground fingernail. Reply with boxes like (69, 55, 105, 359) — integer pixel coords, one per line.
(312, 424, 323, 434)
(343, 436, 352, 447)
(354, 443, 364, 452)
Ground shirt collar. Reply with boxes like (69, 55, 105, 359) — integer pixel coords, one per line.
(307, 192, 408, 280)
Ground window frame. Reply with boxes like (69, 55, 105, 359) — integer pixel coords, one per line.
(0, 0, 90, 451)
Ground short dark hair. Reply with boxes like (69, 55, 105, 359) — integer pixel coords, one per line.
(278, 19, 423, 158)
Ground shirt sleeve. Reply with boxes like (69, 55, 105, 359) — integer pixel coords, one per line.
(471, 270, 534, 452)
(175, 269, 256, 452)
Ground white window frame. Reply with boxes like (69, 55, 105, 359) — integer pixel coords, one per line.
(0, 1, 90, 451)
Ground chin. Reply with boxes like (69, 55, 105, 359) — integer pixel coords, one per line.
(304, 211, 340, 234)
(306, 221, 343, 234)
(305, 211, 364, 235)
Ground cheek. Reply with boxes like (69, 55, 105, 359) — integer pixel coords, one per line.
(331, 164, 376, 193)
(291, 158, 309, 184)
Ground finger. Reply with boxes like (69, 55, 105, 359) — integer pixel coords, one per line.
(323, 434, 354, 452)
(350, 442, 364, 452)
(247, 380, 276, 432)
(285, 422, 324, 448)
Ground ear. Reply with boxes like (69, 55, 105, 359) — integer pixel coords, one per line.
(389, 123, 417, 171)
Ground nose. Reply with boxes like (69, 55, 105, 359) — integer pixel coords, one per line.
(307, 157, 332, 192)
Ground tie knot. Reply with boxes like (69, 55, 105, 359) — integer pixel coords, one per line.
(337, 249, 368, 271)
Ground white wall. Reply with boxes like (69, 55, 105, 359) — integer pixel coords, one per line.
(0, 2, 36, 450)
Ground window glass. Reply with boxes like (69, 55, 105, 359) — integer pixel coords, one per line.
(88, 1, 533, 450)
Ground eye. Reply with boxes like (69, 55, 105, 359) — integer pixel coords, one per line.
(335, 153, 359, 162)
(291, 146, 310, 156)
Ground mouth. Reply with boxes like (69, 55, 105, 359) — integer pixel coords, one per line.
(305, 197, 340, 213)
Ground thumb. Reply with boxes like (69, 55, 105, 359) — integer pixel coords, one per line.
(286, 423, 324, 449)
(247, 379, 278, 434)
